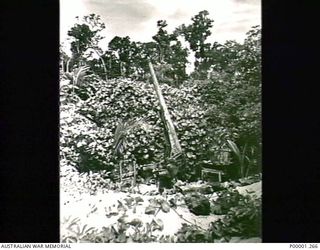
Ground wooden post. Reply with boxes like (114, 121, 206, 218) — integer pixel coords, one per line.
(148, 60, 182, 157)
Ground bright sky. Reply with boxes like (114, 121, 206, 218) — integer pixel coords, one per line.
(60, 0, 261, 54)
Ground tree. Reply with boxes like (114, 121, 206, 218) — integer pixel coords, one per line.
(67, 14, 107, 79)
(152, 20, 189, 85)
(152, 20, 173, 63)
(176, 10, 214, 70)
(60, 46, 71, 73)
(199, 26, 262, 177)
(166, 40, 189, 85)
(129, 41, 158, 81)
(108, 36, 135, 77)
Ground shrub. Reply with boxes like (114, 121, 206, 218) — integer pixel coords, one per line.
(210, 194, 261, 241)
(175, 190, 261, 242)
(60, 75, 236, 179)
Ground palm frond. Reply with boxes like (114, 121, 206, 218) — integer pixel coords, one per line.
(113, 118, 145, 155)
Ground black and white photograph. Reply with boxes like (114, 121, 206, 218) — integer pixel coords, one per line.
(59, 0, 261, 243)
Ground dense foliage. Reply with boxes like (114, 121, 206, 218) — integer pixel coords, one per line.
(60, 75, 230, 180)
(200, 26, 262, 176)
(175, 191, 261, 242)
(61, 10, 261, 180)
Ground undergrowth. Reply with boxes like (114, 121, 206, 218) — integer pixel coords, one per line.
(61, 184, 261, 243)
(175, 190, 261, 243)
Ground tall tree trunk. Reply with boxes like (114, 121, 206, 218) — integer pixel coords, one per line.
(66, 59, 70, 73)
(99, 56, 108, 81)
(148, 60, 182, 157)
(92, 49, 108, 81)
(60, 57, 63, 72)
